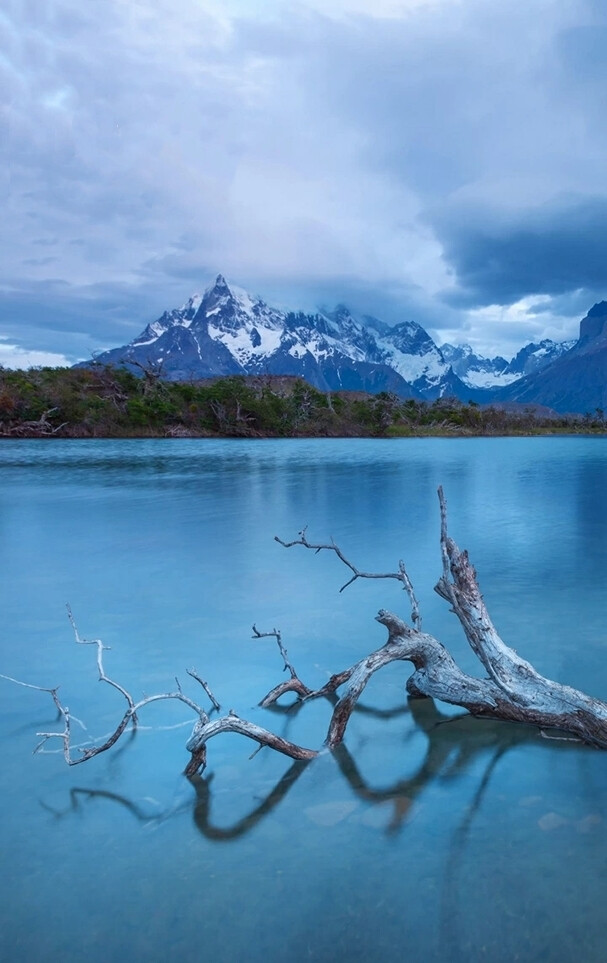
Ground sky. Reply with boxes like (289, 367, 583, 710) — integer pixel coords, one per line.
(3, 0, 607, 367)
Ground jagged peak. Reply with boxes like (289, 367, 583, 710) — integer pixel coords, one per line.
(179, 292, 203, 313)
(204, 273, 231, 296)
(201, 274, 270, 317)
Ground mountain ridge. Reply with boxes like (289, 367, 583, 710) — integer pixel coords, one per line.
(84, 274, 603, 412)
(491, 302, 607, 413)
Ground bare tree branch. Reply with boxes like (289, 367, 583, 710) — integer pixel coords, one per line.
(252, 624, 315, 706)
(274, 528, 421, 629)
(3, 407, 68, 437)
(33, 687, 212, 767)
(184, 713, 317, 777)
(185, 668, 221, 711)
(252, 624, 298, 678)
(66, 604, 139, 723)
(0, 673, 63, 715)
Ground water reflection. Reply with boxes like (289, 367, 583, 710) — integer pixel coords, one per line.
(40, 696, 555, 843)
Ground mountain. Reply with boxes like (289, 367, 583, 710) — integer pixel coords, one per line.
(364, 315, 460, 397)
(504, 338, 576, 377)
(87, 274, 468, 400)
(84, 274, 603, 412)
(439, 339, 576, 391)
(491, 303, 607, 413)
(439, 343, 513, 390)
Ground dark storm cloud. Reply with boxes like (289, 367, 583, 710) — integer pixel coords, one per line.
(435, 195, 607, 307)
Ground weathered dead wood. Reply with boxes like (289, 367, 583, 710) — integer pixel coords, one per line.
(184, 713, 317, 777)
(6, 487, 607, 779)
(186, 668, 221, 711)
(270, 488, 607, 749)
(252, 624, 314, 705)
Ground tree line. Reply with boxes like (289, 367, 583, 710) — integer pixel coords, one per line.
(0, 363, 605, 438)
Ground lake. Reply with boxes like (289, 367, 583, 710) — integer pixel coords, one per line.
(1, 437, 606, 962)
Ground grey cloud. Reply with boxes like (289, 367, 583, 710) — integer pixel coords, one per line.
(22, 257, 57, 267)
(0, 277, 185, 360)
(3, 0, 607, 361)
(433, 195, 607, 307)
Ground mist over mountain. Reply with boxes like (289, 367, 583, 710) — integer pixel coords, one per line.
(84, 275, 604, 413)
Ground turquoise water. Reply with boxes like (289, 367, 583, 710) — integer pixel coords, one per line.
(1, 437, 606, 962)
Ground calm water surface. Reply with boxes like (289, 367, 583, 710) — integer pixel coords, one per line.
(1, 438, 606, 962)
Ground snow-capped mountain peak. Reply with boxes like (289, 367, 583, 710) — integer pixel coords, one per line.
(85, 274, 581, 402)
(132, 293, 202, 346)
(439, 343, 515, 389)
(200, 277, 285, 363)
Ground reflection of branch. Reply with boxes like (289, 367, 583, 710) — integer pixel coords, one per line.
(333, 698, 542, 834)
(191, 761, 310, 841)
(262, 689, 410, 721)
(41, 698, 549, 845)
(438, 740, 517, 955)
(40, 786, 172, 823)
(332, 701, 460, 833)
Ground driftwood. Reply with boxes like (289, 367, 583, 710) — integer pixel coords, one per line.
(5, 487, 607, 778)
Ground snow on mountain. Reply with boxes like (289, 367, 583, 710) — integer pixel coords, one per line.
(132, 293, 204, 346)
(504, 338, 577, 377)
(84, 274, 581, 403)
(202, 275, 285, 366)
(373, 321, 452, 395)
(492, 303, 607, 413)
(439, 343, 517, 389)
(439, 338, 577, 390)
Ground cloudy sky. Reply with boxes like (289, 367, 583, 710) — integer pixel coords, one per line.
(3, 0, 607, 366)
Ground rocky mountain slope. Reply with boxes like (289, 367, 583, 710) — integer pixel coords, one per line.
(439, 339, 575, 391)
(491, 303, 607, 413)
(90, 275, 463, 399)
(86, 274, 599, 410)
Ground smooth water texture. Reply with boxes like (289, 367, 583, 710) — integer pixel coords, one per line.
(1, 438, 607, 962)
